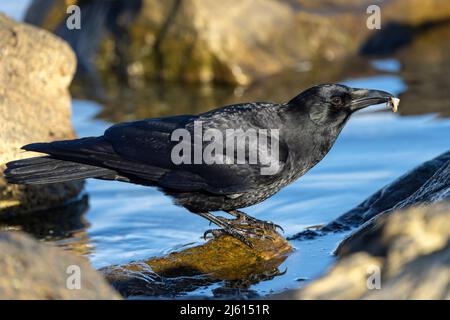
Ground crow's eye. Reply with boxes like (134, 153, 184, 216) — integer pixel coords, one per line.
(330, 96, 344, 106)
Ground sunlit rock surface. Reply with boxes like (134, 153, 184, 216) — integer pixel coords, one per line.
(0, 14, 83, 217)
(101, 227, 291, 298)
(0, 231, 120, 299)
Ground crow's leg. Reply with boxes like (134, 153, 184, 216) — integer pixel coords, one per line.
(195, 212, 274, 248)
(226, 210, 284, 232)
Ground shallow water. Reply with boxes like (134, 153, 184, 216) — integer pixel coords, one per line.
(63, 68, 450, 298)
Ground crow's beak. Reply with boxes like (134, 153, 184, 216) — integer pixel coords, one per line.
(349, 88, 395, 112)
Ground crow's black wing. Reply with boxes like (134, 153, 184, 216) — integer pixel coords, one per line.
(103, 103, 289, 194)
(24, 104, 289, 194)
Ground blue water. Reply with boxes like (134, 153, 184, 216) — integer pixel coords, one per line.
(69, 70, 450, 296)
(0, 1, 30, 21)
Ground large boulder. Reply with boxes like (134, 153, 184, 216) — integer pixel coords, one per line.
(0, 231, 121, 299)
(24, 0, 450, 87)
(0, 14, 83, 217)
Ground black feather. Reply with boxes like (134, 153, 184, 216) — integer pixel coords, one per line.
(4, 156, 116, 184)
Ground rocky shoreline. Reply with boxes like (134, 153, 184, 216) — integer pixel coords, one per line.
(0, 4, 449, 299)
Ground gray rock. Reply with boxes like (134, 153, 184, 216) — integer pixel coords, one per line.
(0, 14, 83, 217)
(0, 231, 121, 299)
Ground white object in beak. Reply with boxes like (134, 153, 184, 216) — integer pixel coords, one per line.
(389, 97, 400, 113)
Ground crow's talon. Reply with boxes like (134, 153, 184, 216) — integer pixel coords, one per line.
(242, 218, 284, 233)
(203, 228, 225, 240)
(203, 227, 253, 247)
(227, 210, 284, 233)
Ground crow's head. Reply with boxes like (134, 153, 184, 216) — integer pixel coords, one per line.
(288, 84, 395, 125)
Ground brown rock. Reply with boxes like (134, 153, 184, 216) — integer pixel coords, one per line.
(0, 14, 83, 217)
(0, 231, 121, 299)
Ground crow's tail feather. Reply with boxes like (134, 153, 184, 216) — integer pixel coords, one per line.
(4, 156, 116, 184)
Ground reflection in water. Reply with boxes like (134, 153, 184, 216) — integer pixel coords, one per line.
(73, 56, 377, 122)
(75, 20, 450, 127)
(0, 195, 93, 256)
(396, 23, 450, 117)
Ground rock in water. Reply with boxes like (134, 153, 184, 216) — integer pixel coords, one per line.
(101, 228, 292, 298)
(276, 202, 450, 300)
(0, 231, 121, 299)
(278, 152, 450, 299)
(0, 14, 83, 217)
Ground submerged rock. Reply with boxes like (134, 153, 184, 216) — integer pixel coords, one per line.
(101, 227, 291, 298)
(278, 202, 450, 299)
(0, 14, 83, 217)
(0, 231, 120, 299)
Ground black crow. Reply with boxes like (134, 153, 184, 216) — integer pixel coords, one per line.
(4, 84, 397, 247)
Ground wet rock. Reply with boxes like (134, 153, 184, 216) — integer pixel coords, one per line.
(25, 0, 450, 87)
(0, 14, 83, 217)
(101, 227, 291, 297)
(277, 202, 450, 299)
(290, 150, 450, 240)
(336, 156, 450, 256)
(0, 231, 121, 299)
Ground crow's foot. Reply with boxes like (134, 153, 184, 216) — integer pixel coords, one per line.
(227, 210, 284, 233)
(196, 211, 277, 248)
